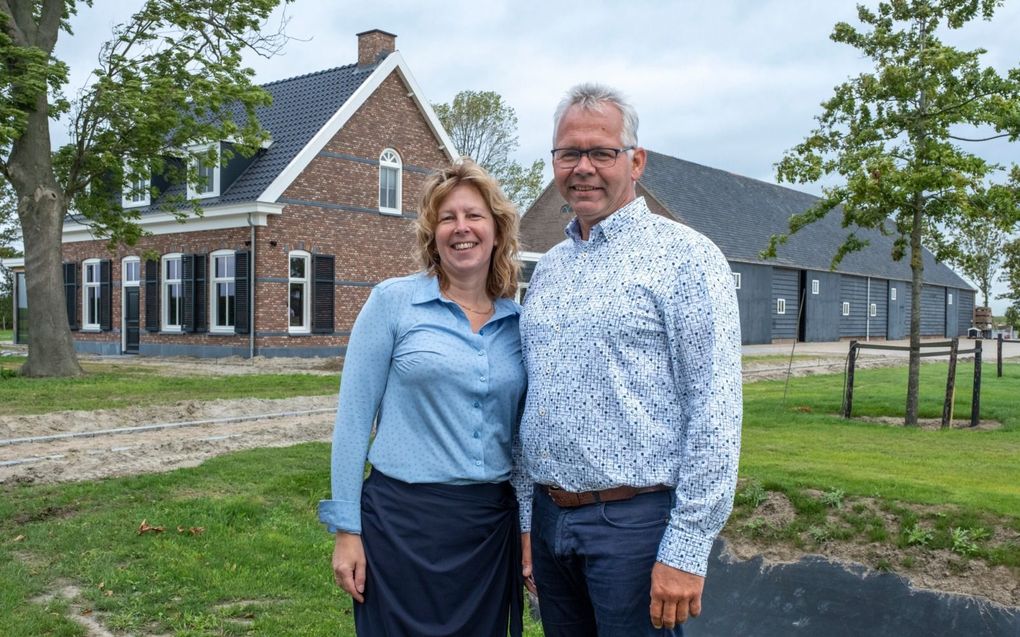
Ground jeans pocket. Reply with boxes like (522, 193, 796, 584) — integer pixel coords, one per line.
(599, 494, 671, 529)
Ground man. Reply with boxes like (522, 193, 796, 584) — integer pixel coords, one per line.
(516, 83, 742, 636)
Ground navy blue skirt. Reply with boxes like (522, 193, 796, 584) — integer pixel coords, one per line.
(355, 469, 523, 637)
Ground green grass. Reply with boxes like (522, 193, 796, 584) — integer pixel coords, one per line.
(0, 328, 12, 342)
(0, 445, 543, 636)
(0, 362, 338, 415)
(739, 362, 1020, 517)
(731, 361, 1020, 573)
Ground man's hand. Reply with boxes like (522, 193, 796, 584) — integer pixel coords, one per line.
(332, 531, 367, 603)
(649, 562, 704, 630)
(521, 532, 537, 594)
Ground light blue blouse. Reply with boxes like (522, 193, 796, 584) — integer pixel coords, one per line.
(317, 272, 526, 534)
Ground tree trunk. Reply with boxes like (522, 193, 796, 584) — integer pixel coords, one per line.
(905, 195, 924, 426)
(9, 89, 83, 378)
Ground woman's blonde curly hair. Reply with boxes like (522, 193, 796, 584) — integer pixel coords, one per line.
(415, 159, 520, 299)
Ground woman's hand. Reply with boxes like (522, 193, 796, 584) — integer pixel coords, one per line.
(332, 531, 367, 603)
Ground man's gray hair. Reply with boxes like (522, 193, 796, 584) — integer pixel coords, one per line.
(553, 83, 639, 148)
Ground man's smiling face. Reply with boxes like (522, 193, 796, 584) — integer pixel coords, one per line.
(553, 104, 646, 239)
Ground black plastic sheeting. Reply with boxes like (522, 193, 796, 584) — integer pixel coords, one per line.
(686, 540, 1019, 636)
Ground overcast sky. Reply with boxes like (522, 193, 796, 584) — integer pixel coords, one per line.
(52, 1, 1020, 311)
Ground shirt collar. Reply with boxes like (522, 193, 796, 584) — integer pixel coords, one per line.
(564, 196, 648, 244)
(411, 272, 520, 320)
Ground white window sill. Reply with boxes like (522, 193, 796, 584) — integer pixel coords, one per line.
(288, 328, 311, 335)
(81, 327, 101, 332)
(209, 328, 235, 335)
(378, 207, 402, 216)
(161, 327, 183, 333)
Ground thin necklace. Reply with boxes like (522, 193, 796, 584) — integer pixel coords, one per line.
(445, 291, 494, 315)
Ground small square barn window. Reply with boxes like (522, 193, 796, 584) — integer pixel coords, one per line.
(811, 279, 819, 295)
(842, 301, 851, 316)
(732, 272, 741, 290)
(891, 288, 897, 301)
(870, 303, 877, 317)
(777, 298, 786, 315)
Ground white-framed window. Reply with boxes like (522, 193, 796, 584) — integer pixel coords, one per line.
(288, 251, 311, 334)
(122, 257, 140, 286)
(948, 293, 953, 305)
(732, 272, 741, 290)
(842, 301, 851, 316)
(870, 303, 877, 317)
(891, 287, 897, 301)
(776, 298, 786, 315)
(162, 253, 183, 331)
(210, 250, 236, 332)
(122, 161, 150, 208)
(811, 279, 820, 295)
(187, 142, 221, 199)
(378, 148, 402, 214)
(82, 259, 101, 330)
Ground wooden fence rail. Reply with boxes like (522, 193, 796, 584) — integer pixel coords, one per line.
(842, 338, 982, 428)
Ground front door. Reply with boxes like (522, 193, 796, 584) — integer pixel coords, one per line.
(124, 287, 140, 354)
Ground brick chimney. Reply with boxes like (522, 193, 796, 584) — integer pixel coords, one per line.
(357, 29, 396, 67)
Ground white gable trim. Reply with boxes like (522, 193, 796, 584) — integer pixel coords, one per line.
(61, 202, 284, 242)
(259, 52, 459, 203)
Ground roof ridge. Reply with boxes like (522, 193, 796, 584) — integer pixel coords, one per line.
(258, 61, 365, 88)
(645, 149, 815, 201)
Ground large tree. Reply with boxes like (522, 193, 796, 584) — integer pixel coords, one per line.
(434, 90, 545, 212)
(766, 0, 1020, 425)
(0, 0, 288, 377)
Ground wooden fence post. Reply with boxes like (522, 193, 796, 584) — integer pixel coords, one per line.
(997, 333, 1003, 378)
(942, 337, 958, 429)
(843, 340, 858, 419)
(971, 340, 982, 427)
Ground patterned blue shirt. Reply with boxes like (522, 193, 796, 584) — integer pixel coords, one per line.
(517, 197, 742, 576)
(318, 273, 526, 535)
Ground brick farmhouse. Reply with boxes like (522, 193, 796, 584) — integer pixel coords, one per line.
(5, 30, 457, 358)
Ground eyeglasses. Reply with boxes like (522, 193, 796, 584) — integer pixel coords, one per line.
(551, 147, 634, 168)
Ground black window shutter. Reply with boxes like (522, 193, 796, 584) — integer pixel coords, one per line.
(181, 254, 195, 332)
(144, 259, 160, 332)
(99, 259, 112, 331)
(193, 254, 207, 332)
(63, 262, 79, 330)
(234, 250, 250, 335)
(312, 254, 335, 334)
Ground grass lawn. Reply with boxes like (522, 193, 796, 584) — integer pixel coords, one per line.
(0, 444, 544, 637)
(0, 358, 338, 415)
(1, 361, 1017, 634)
(0, 328, 12, 342)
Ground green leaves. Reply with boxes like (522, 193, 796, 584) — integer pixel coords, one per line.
(772, 0, 1020, 271)
(434, 90, 547, 212)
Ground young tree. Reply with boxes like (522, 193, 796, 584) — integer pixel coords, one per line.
(0, 0, 289, 377)
(1000, 236, 1020, 325)
(946, 190, 1010, 307)
(434, 90, 545, 212)
(766, 0, 1020, 425)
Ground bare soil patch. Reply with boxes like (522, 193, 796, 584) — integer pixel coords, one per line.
(726, 490, 1020, 608)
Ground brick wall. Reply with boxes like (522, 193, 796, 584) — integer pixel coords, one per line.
(62, 228, 251, 352)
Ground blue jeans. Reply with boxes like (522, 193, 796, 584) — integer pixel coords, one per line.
(531, 484, 683, 637)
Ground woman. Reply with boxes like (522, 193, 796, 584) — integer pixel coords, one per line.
(318, 159, 525, 636)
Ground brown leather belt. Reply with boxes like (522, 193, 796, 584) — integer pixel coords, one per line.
(543, 484, 671, 508)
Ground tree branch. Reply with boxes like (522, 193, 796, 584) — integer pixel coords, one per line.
(948, 133, 1011, 142)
